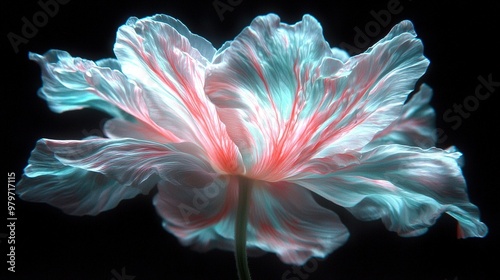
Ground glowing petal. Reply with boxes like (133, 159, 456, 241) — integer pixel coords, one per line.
(313, 20, 429, 157)
(20, 13, 488, 272)
(206, 16, 429, 181)
(293, 144, 488, 238)
(30, 50, 181, 142)
(103, 118, 169, 143)
(367, 83, 437, 149)
(154, 173, 236, 251)
(330, 47, 349, 62)
(155, 177, 348, 265)
(146, 14, 217, 61)
(206, 14, 342, 180)
(248, 181, 349, 264)
(17, 138, 208, 215)
(29, 50, 129, 119)
(114, 15, 242, 174)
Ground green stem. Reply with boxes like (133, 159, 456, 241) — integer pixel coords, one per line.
(235, 176, 252, 280)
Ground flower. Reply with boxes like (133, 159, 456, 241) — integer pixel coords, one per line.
(19, 13, 487, 272)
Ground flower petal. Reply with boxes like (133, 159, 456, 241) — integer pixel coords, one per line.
(30, 50, 181, 142)
(103, 118, 169, 143)
(146, 14, 216, 61)
(330, 47, 350, 62)
(114, 15, 242, 174)
(17, 138, 209, 216)
(312, 20, 429, 157)
(293, 144, 488, 238)
(205, 14, 341, 180)
(205, 16, 428, 181)
(155, 176, 349, 265)
(366, 83, 437, 149)
(248, 181, 349, 264)
(154, 173, 236, 251)
(29, 50, 129, 119)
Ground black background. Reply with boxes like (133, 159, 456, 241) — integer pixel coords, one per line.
(2, 0, 499, 279)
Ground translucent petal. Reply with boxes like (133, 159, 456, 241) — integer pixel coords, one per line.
(205, 14, 342, 180)
(366, 83, 437, 149)
(248, 181, 349, 264)
(145, 14, 217, 61)
(330, 47, 350, 62)
(103, 118, 169, 143)
(114, 16, 242, 174)
(293, 144, 488, 238)
(313, 21, 429, 158)
(30, 50, 180, 142)
(155, 176, 348, 265)
(206, 16, 429, 181)
(29, 50, 129, 119)
(17, 140, 142, 215)
(17, 138, 209, 216)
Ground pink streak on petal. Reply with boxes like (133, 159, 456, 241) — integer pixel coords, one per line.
(84, 68, 182, 143)
(115, 18, 243, 174)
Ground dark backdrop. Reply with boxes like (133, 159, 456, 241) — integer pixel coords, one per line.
(3, 1, 499, 279)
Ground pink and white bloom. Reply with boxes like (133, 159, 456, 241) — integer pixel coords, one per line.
(19, 13, 487, 269)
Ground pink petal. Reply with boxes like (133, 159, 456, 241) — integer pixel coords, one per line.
(205, 16, 428, 181)
(114, 16, 242, 174)
(155, 177, 348, 265)
(205, 14, 342, 181)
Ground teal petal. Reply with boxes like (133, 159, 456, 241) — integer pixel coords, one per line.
(29, 50, 131, 120)
(17, 138, 210, 216)
(367, 83, 437, 149)
(294, 144, 488, 238)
